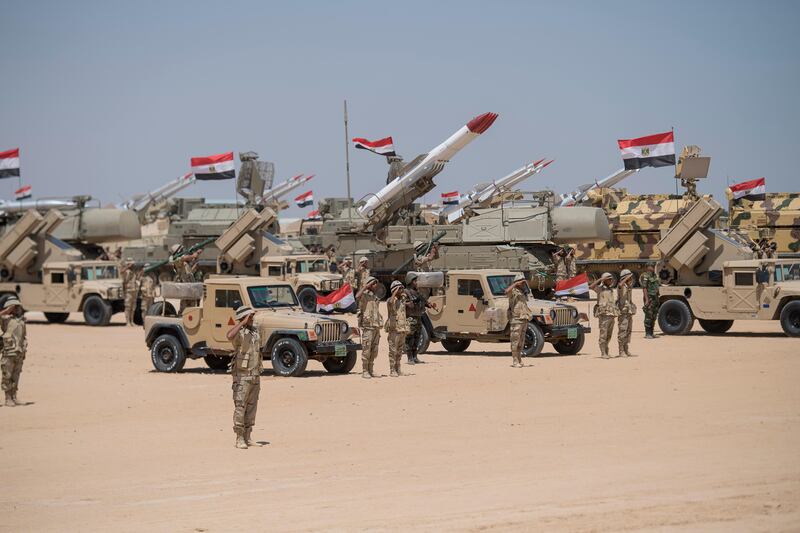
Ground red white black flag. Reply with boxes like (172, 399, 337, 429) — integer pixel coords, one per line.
(441, 191, 459, 205)
(555, 273, 590, 298)
(0, 148, 20, 179)
(617, 131, 675, 170)
(352, 136, 396, 157)
(729, 177, 766, 200)
(295, 190, 314, 208)
(317, 283, 355, 312)
(14, 185, 31, 200)
(190, 151, 235, 180)
(304, 210, 321, 221)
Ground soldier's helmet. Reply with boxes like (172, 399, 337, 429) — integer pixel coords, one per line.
(358, 256, 369, 264)
(343, 257, 352, 264)
(234, 305, 256, 321)
(619, 269, 633, 281)
(390, 280, 404, 293)
(600, 272, 614, 282)
(406, 272, 419, 284)
(365, 276, 379, 287)
(3, 298, 22, 310)
(169, 244, 184, 256)
(513, 273, 526, 282)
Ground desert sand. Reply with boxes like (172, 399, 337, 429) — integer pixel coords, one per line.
(1, 294, 798, 532)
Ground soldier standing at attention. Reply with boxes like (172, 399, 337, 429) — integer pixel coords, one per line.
(121, 259, 138, 326)
(565, 247, 578, 279)
(140, 268, 157, 317)
(640, 263, 661, 339)
(356, 276, 383, 379)
(616, 269, 636, 357)
(404, 272, 436, 365)
(505, 273, 532, 368)
(226, 306, 262, 449)
(590, 272, 618, 359)
(385, 280, 410, 377)
(1, 298, 27, 406)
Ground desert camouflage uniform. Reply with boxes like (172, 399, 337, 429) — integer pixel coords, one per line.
(640, 271, 660, 332)
(404, 287, 427, 364)
(508, 286, 532, 366)
(231, 325, 262, 443)
(594, 284, 619, 358)
(384, 291, 410, 376)
(554, 255, 567, 282)
(122, 266, 139, 326)
(565, 254, 577, 279)
(1, 315, 27, 403)
(140, 274, 156, 316)
(173, 258, 199, 312)
(356, 267, 371, 293)
(341, 266, 355, 288)
(358, 287, 382, 376)
(617, 283, 636, 356)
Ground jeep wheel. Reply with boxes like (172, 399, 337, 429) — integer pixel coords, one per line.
(522, 322, 545, 357)
(271, 338, 309, 377)
(133, 304, 144, 326)
(151, 334, 186, 372)
(780, 301, 800, 337)
(698, 319, 734, 334)
(373, 282, 388, 301)
(148, 301, 177, 317)
(322, 349, 358, 374)
(297, 287, 318, 313)
(417, 326, 431, 355)
(44, 312, 70, 324)
(552, 330, 585, 355)
(441, 338, 472, 353)
(658, 299, 694, 335)
(204, 354, 231, 371)
(83, 295, 113, 326)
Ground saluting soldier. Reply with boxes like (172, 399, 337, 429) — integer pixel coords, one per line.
(617, 269, 636, 357)
(356, 276, 383, 379)
(590, 272, 618, 359)
(385, 280, 410, 377)
(413, 243, 439, 272)
(505, 273, 532, 368)
(226, 306, 262, 449)
(565, 247, 578, 279)
(121, 259, 139, 326)
(639, 263, 661, 339)
(552, 248, 567, 282)
(140, 267, 157, 318)
(404, 272, 435, 365)
(1, 298, 27, 407)
(169, 244, 201, 312)
(356, 256, 371, 292)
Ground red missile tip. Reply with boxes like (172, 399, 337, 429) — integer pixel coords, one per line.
(533, 158, 545, 166)
(542, 159, 555, 168)
(466, 112, 498, 134)
(305, 174, 315, 180)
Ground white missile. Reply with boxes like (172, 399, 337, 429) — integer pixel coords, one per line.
(558, 168, 639, 207)
(260, 174, 314, 207)
(127, 172, 196, 212)
(357, 112, 498, 227)
(443, 158, 554, 223)
(0, 198, 78, 214)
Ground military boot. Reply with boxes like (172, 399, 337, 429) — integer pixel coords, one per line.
(244, 428, 258, 447)
(235, 429, 248, 449)
(390, 368, 398, 377)
(369, 360, 377, 378)
(4, 393, 15, 407)
(645, 326, 655, 339)
(600, 347, 610, 359)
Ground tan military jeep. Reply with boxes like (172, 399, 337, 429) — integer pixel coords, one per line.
(658, 259, 800, 336)
(259, 254, 348, 313)
(143, 277, 361, 376)
(415, 269, 591, 356)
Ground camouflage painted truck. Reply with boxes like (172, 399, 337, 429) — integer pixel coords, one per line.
(655, 197, 800, 336)
(143, 277, 361, 375)
(727, 191, 800, 258)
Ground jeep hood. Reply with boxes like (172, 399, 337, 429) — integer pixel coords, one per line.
(252, 309, 345, 330)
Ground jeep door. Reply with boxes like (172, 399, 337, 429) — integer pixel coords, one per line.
(207, 286, 244, 346)
(726, 268, 759, 313)
(451, 276, 487, 332)
(44, 268, 70, 307)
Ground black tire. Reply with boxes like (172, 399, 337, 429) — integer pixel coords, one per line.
(522, 322, 545, 357)
(417, 325, 431, 355)
(698, 319, 734, 334)
(658, 299, 694, 335)
(150, 334, 186, 372)
(441, 338, 472, 353)
(148, 301, 177, 317)
(780, 301, 800, 337)
(373, 282, 388, 301)
(44, 312, 70, 323)
(270, 337, 309, 377)
(83, 295, 113, 326)
(322, 349, 358, 374)
(552, 330, 586, 355)
(297, 286, 318, 313)
(204, 354, 231, 371)
(133, 304, 144, 326)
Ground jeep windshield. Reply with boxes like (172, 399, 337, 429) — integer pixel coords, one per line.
(487, 275, 528, 296)
(247, 285, 299, 308)
(81, 265, 119, 280)
(297, 259, 329, 273)
(774, 262, 800, 282)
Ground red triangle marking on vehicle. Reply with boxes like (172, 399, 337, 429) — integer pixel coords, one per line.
(228, 317, 235, 325)
(468, 303, 476, 312)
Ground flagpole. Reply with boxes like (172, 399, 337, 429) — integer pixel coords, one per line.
(343, 100, 352, 223)
(672, 126, 679, 197)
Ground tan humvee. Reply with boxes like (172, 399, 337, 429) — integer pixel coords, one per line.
(659, 258, 800, 336)
(143, 276, 361, 376)
(259, 254, 347, 313)
(415, 269, 591, 356)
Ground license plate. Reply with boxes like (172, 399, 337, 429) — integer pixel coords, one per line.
(567, 327, 578, 339)
(334, 343, 347, 357)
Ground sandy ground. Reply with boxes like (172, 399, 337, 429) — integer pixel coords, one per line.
(1, 293, 799, 532)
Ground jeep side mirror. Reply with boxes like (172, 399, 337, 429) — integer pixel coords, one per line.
(471, 288, 484, 299)
(756, 269, 770, 284)
(67, 270, 76, 283)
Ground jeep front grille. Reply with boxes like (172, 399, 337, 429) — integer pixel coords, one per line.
(553, 308, 574, 326)
(329, 279, 341, 290)
(319, 322, 340, 343)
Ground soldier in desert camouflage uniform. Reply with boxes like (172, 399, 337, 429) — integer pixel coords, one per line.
(226, 305, 262, 449)
(640, 263, 660, 339)
(139, 268, 157, 317)
(505, 273, 532, 368)
(355, 257, 371, 292)
(564, 247, 577, 279)
(1, 298, 27, 406)
(616, 269, 636, 357)
(384, 280, 410, 377)
(552, 248, 567, 282)
(357, 276, 383, 378)
(121, 259, 139, 326)
(590, 272, 618, 359)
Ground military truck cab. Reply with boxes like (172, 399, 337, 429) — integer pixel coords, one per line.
(416, 269, 590, 356)
(259, 255, 346, 313)
(143, 277, 361, 376)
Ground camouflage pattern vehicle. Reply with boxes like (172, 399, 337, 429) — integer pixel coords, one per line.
(415, 270, 590, 356)
(143, 277, 361, 375)
(727, 191, 800, 258)
(655, 197, 800, 336)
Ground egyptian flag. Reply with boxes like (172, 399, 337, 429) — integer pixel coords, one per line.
(441, 191, 459, 205)
(730, 177, 766, 201)
(352, 136, 396, 157)
(304, 209, 321, 221)
(0, 148, 20, 179)
(618, 131, 675, 170)
(317, 283, 355, 312)
(190, 151, 235, 180)
(555, 273, 590, 298)
(14, 185, 31, 200)
(295, 190, 313, 208)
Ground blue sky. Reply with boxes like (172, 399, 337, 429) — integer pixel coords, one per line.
(1, 0, 798, 218)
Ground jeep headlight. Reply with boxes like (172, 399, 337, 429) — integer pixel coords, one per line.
(315, 324, 322, 336)
(340, 321, 349, 335)
(570, 307, 578, 319)
(549, 309, 557, 321)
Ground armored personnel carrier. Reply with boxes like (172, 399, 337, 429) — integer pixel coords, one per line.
(727, 191, 800, 258)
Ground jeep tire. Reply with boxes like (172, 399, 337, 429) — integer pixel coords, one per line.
(322, 349, 358, 374)
(552, 330, 585, 355)
(44, 312, 70, 324)
(658, 299, 694, 335)
(780, 301, 800, 337)
(151, 334, 187, 372)
(698, 319, 734, 334)
(297, 287, 318, 314)
(271, 337, 309, 377)
(522, 322, 545, 357)
(441, 338, 472, 353)
(83, 295, 113, 326)
(204, 354, 231, 371)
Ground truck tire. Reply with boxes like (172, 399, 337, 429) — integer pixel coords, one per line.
(441, 338, 472, 353)
(522, 322, 545, 357)
(150, 334, 186, 372)
(698, 319, 734, 334)
(417, 326, 431, 355)
(204, 354, 231, 371)
(133, 304, 144, 326)
(552, 330, 585, 355)
(658, 299, 694, 335)
(780, 301, 800, 337)
(271, 338, 308, 377)
(297, 287, 318, 313)
(373, 282, 387, 301)
(83, 295, 113, 326)
(148, 301, 177, 317)
(322, 349, 358, 374)
(44, 312, 70, 324)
